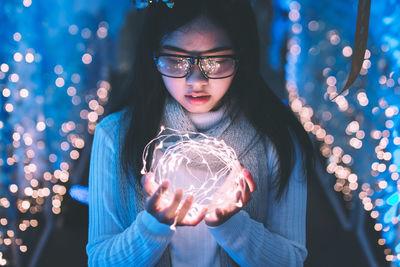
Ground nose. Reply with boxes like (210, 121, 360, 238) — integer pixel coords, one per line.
(186, 64, 208, 88)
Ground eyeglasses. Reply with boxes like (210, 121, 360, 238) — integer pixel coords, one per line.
(153, 53, 239, 79)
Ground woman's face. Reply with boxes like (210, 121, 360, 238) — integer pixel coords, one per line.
(159, 16, 236, 113)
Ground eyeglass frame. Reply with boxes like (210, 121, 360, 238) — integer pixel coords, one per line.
(153, 53, 239, 79)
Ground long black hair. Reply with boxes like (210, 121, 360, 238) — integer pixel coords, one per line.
(108, 0, 315, 200)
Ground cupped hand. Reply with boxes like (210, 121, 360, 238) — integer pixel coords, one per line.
(141, 172, 207, 226)
(204, 167, 256, 227)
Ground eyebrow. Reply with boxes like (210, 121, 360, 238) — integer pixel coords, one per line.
(161, 45, 234, 54)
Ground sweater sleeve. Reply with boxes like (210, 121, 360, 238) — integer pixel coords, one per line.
(86, 116, 175, 267)
(208, 140, 307, 267)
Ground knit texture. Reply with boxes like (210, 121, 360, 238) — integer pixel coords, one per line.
(86, 98, 308, 267)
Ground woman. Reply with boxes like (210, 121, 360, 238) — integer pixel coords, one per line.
(87, 0, 315, 266)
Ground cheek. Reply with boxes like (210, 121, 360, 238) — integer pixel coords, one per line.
(211, 77, 234, 96)
(162, 77, 185, 96)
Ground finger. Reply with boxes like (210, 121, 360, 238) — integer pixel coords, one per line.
(182, 207, 207, 226)
(142, 173, 158, 196)
(238, 161, 244, 169)
(239, 179, 247, 204)
(146, 180, 169, 211)
(205, 207, 222, 222)
(241, 178, 252, 204)
(215, 208, 225, 219)
(165, 188, 184, 217)
(176, 195, 194, 223)
(205, 208, 217, 222)
(187, 208, 208, 226)
(236, 189, 242, 202)
(234, 189, 243, 208)
(242, 168, 256, 193)
(140, 174, 146, 187)
(141, 172, 153, 187)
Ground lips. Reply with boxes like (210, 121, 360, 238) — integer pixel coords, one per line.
(185, 94, 211, 105)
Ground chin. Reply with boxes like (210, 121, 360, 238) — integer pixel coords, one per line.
(184, 105, 212, 114)
(187, 108, 210, 114)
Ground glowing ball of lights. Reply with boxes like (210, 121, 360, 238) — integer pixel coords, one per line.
(141, 127, 245, 217)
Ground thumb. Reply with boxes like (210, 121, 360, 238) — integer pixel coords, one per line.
(242, 168, 256, 193)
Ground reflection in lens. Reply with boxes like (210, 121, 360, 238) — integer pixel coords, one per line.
(158, 56, 189, 77)
(201, 58, 235, 78)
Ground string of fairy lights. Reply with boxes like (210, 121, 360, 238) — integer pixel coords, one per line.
(285, 0, 400, 264)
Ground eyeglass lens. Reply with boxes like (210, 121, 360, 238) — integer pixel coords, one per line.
(156, 56, 236, 78)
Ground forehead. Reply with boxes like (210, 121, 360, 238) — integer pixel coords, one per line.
(161, 16, 233, 53)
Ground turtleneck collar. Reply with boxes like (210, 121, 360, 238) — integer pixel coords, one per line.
(185, 105, 227, 131)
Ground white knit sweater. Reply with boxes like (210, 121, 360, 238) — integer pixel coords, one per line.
(86, 108, 308, 267)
